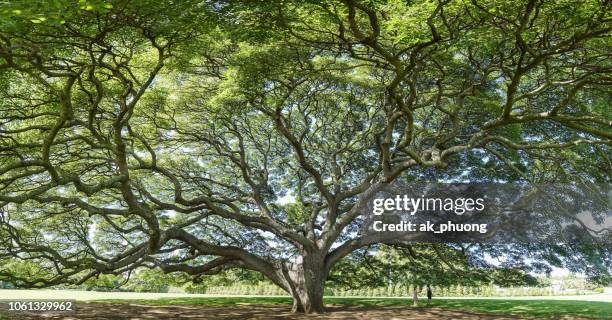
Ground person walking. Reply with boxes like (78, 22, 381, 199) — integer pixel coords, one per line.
(426, 285, 433, 305)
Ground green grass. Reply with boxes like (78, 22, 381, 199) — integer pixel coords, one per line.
(89, 296, 612, 319)
(430, 299, 612, 319)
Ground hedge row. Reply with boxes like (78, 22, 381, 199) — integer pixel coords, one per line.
(187, 283, 596, 297)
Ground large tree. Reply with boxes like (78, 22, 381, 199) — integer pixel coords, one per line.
(0, 0, 610, 313)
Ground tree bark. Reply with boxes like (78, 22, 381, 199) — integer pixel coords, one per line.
(412, 285, 419, 306)
(281, 253, 326, 314)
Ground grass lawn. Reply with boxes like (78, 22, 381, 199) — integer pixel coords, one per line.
(429, 299, 612, 319)
(89, 296, 612, 319)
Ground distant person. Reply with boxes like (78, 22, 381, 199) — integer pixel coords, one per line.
(427, 285, 432, 305)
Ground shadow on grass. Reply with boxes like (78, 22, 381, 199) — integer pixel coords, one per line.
(90, 296, 612, 319)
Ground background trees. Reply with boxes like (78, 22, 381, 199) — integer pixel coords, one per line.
(0, 0, 610, 314)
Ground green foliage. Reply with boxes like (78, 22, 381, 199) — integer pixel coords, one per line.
(329, 244, 493, 289)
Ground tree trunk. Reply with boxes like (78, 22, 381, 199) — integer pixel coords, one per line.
(289, 278, 325, 314)
(281, 253, 326, 314)
(412, 285, 419, 306)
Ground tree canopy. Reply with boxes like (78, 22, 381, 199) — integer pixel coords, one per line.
(0, 0, 610, 314)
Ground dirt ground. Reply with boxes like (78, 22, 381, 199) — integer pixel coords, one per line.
(0, 303, 561, 320)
